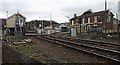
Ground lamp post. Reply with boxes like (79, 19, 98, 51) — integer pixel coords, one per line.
(116, 13, 119, 34)
(116, 13, 120, 43)
(66, 16, 71, 34)
(39, 17, 44, 34)
(50, 13, 52, 34)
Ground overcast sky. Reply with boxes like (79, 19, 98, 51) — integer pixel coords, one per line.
(0, 0, 120, 23)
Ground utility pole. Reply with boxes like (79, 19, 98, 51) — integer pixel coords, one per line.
(104, 0, 107, 34)
(6, 11, 8, 18)
(66, 16, 70, 28)
(39, 17, 43, 29)
(6, 11, 8, 36)
(50, 13, 52, 34)
(66, 16, 70, 20)
(116, 13, 118, 33)
(105, 0, 107, 11)
(41, 17, 44, 33)
(66, 16, 71, 35)
(42, 17, 43, 30)
(116, 13, 120, 35)
(50, 13, 52, 28)
(116, 13, 120, 43)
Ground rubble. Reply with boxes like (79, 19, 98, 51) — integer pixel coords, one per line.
(24, 38, 32, 43)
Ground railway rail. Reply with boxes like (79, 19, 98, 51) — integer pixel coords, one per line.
(48, 35, 120, 52)
(36, 35, 120, 63)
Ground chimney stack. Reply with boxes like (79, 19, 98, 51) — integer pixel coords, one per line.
(74, 14, 77, 17)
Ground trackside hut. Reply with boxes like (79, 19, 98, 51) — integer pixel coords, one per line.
(6, 12, 26, 36)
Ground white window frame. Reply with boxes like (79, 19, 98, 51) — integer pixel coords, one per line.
(108, 11, 111, 22)
(88, 17, 90, 23)
(98, 16, 100, 17)
(19, 18, 24, 26)
(16, 18, 19, 24)
(20, 19, 23, 23)
(19, 19, 21, 24)
(94, 16, 97, 23)
(87, 25, 91, 31)
(82, 18, 85, 24)
(108, 16, 111, 22)
(72, 20, 74, 25)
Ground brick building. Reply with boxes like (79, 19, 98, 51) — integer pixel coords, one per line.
(70, 10, 114, 34)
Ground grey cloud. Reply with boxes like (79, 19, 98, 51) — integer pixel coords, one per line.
(0, 0, 119, 23)
(108, 2, 118, 13)
(61, 3, 102, 17)
(62, 2, 118, 17)
(0, 2, 29, 14)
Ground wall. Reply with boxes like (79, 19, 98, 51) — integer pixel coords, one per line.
(7, 15, 16, 28)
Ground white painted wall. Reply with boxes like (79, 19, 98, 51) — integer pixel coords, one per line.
(71, 28, 76, 37)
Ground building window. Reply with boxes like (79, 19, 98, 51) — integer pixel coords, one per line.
(20, 19, 23, 23)
(108, 16, 111, 22)
(18, 19, 24, 26)
(87, 25, 91, 31)
(82, 18, 85, 24)
(94, 16, 97, 23)
(16, 19, 19, 24)
(76, 19, 79, 23)
(72, 20, 74, 25)
(88, 17, 90, 23)
(108, 11, 111, 22)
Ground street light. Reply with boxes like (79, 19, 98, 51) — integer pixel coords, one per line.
(50, 13, 53, 34)
(66, 16, 70, 20)
(39, 17, 44, 34)
(66, 16, 71, 29)
(39, 17, 43, 29)
(50, 13, 52, 29)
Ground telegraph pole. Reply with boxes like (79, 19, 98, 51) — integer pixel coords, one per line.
(50, 13, 52, 28)
(116, 13, 118, 33)
(40, 17, 44, 34)
(116, 13, 120, 36)
(105, 0, 107, 11)
(6, 11, 8, 36)
(42, 17, 43, 30)
(104, 0, 107, 33)
(6, 11, 8, 18)
(50, 13, 52, 34)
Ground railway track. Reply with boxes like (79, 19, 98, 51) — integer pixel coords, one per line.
(48, 35, 120, 52)
(36, 35, 120, 63)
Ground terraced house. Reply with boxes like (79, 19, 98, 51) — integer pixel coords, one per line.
(6, 12, 26, 36)
(70, 9, 115, 34)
